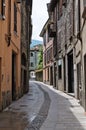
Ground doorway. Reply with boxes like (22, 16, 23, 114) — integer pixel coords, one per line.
(63, 57, 66, 91)
(54, 62, 56, 88)
(12, 53, 16, 100)
(50, 66, 53, 85)
(68, 51, 74, 93)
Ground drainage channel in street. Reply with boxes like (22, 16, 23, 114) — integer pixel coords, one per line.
(0, 83, 51, 130)
(25, 83, 51, 130)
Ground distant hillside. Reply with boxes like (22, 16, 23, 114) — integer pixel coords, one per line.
(30, 40, 42, 48)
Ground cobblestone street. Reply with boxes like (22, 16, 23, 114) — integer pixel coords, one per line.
(0, 81, 86, 130)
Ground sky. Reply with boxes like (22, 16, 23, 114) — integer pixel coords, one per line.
(32, 0, 50, 41)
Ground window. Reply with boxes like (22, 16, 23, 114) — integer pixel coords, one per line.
(58, 60, 62, 79)
(31, 52, 33, 57)
(58, 64, 62, 79)
(14, 3, 17, 32)
(31, 62, 34, 67)
(0, 0, 5, 20)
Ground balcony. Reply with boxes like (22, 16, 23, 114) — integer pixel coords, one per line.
(49, 22, 56, 37)
(82, 0, 86, 18)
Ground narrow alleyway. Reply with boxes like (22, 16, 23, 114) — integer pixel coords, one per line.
(0, 81, 86, 130)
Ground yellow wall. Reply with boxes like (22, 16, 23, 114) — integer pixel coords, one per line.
(0, 0, 21, 110)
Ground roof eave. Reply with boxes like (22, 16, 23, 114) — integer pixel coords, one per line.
(40, 18, 50, 37)
(49, 0, 59, 12)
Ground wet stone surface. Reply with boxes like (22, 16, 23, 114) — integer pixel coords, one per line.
(0, 82, 51, 130)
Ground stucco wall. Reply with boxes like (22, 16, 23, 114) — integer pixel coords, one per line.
(0, 0, 21, 110)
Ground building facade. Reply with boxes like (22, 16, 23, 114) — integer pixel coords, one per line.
(41, 0, 86, 111)
(0, 0, 33, 110)
(0, 0, 21, 110)
(40, 19, 55, 85)
(29, 44, 43, 80)
(29, 47, 39, 71)
(21, 0, 32, 94)
(81, 0, 86, 111)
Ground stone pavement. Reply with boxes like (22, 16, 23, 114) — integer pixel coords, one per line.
(39, 82, 86, 130)
(0, 81, 86, 130)
(0, 81, 45, 130)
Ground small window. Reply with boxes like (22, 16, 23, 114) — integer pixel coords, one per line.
(58, 65, 62, 79)
(31, 62, 34, 67)
(31, 52, 33, 57)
